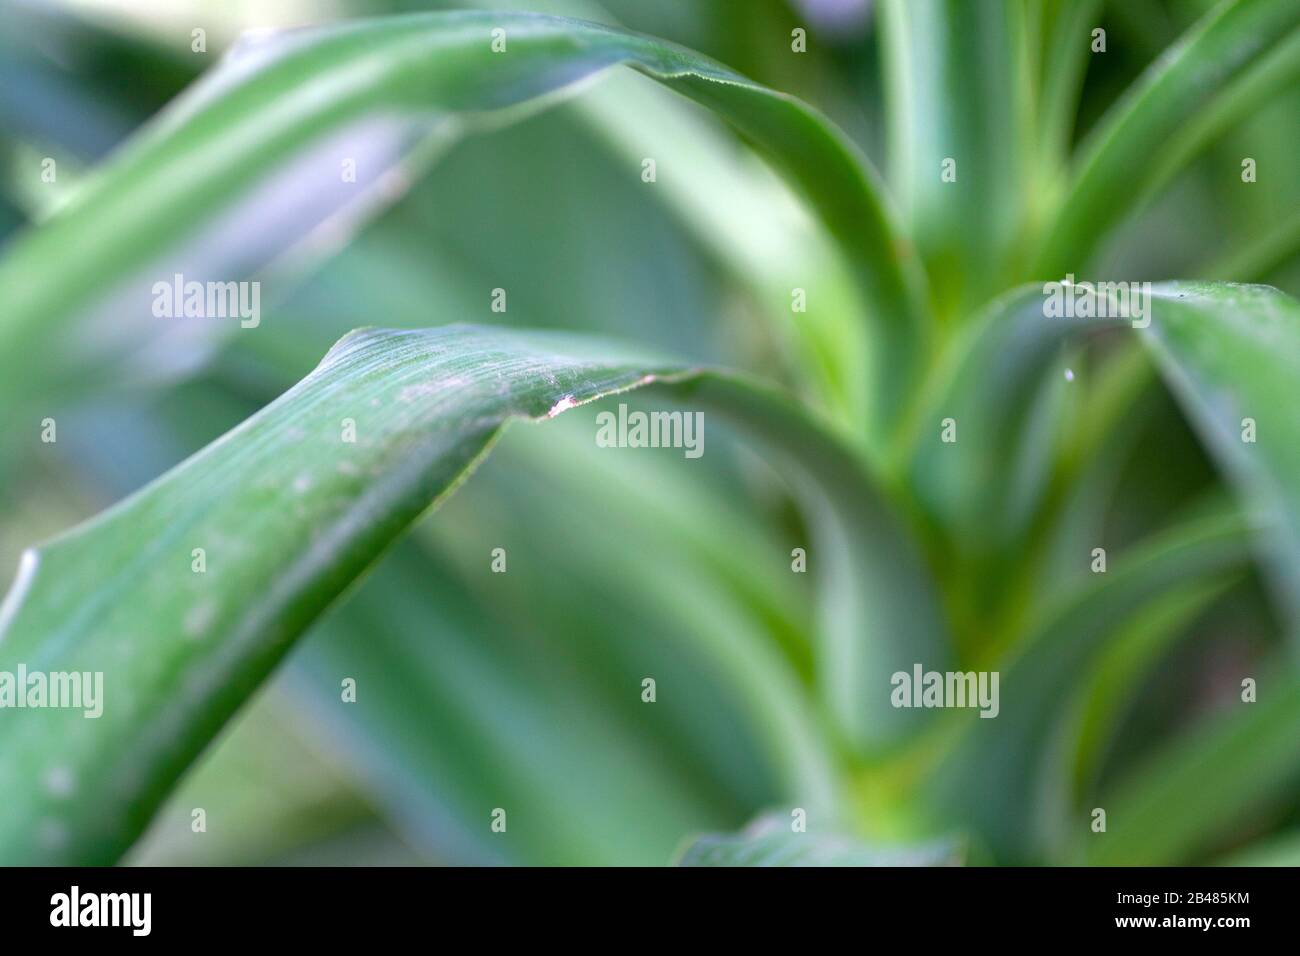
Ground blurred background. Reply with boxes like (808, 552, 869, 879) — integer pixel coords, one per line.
(1, 0, 1297, 864)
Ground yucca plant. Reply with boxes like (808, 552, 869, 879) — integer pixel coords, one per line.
(0, 0, 1296, 867)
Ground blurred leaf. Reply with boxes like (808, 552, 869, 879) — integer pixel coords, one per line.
(900, 281, 1300, 653)
(1140, 28, 1300, 224)
(288, 543, 736, 865)
(1037, 344, 1157, 598)
(1066, 581, 1233, 803)
(902, 286, 1122, 545)
(1074, 672, 1300, 865)
(1143, 283, 1300, 640)
(1034, 578, 1233, 861)
(125, 686, 384, 866)
(926, 506, 1254, 862)
(0, 187, 24, 247)
(442, 420, 826, 791)
(1035, 0, 1300, 276)
(675, 810, 962, 866)
(1033, 0, 1101, 191)
(898, 286, 1127, 645)
(458, 1, 870, 415)
(1197, 214, 1300, 284)
(1217, 829, 1300, 866)
(671, 376, 950, 754)
(571, 70, 871, 424)
(3, 0, 1295, 871)
(0, 10, 926, 439)
(0, 0, 195, 160)
(879, 0, 1033, 316)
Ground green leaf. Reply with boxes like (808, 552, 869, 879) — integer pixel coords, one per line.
(288, 542, 737, 866)
(0, 190, 24, 246)
(1073, 672, 1300, 865)
(1197, 214, 1300, 284)
(897, 285, 1128, 648)
(899, 281, 1300, 652)
(1033, 578, 1234, 862)
(879, 0, 1033, 316)
(451, 423, 827, 793)
(925, 507, 1254, 862)
(49, 374, 794, 865)
(901, 286, 1122, 547)
(669, 376, 950, 754)
(1142, 283, 1300, 639)
(1217, 829, 1300, 866)
(124, 685, 383, 866)
(675, 811, 962, 867)
(571, 69, 874, 425)
(0, 323, 941, 863)
(1035, 0, 1300, 277)
(0, 10, 925, 438)
(0, 0, 196, 160)
(0, 325, 687, 863)
(1036, 344, 1157, 593)
(1064, 580, 1233, 804)
(1033, 0, 1102, 190)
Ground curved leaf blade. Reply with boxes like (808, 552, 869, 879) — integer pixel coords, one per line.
(673, 377, 950, 754)
(925, 508, 1254, 862)
(1143, 282, 1300, 640)
(0, 11, 925, 435)
(0, 323, 941, 863)
(879, 0, 1033, 316)
(1073, 673, 1300, 865)
(1034, 0, 1300, 277)
(902, 285, 1123, 547)
(0, 324, 682, 863)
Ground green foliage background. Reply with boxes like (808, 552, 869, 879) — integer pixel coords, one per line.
(0, 0, 1297, 865)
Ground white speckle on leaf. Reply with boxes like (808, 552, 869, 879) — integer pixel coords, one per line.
(292, 473, 313, 494)
(1064, 368, 1075, 382)
(398, 381, 442, 403)
(547, 395, 579, 418)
